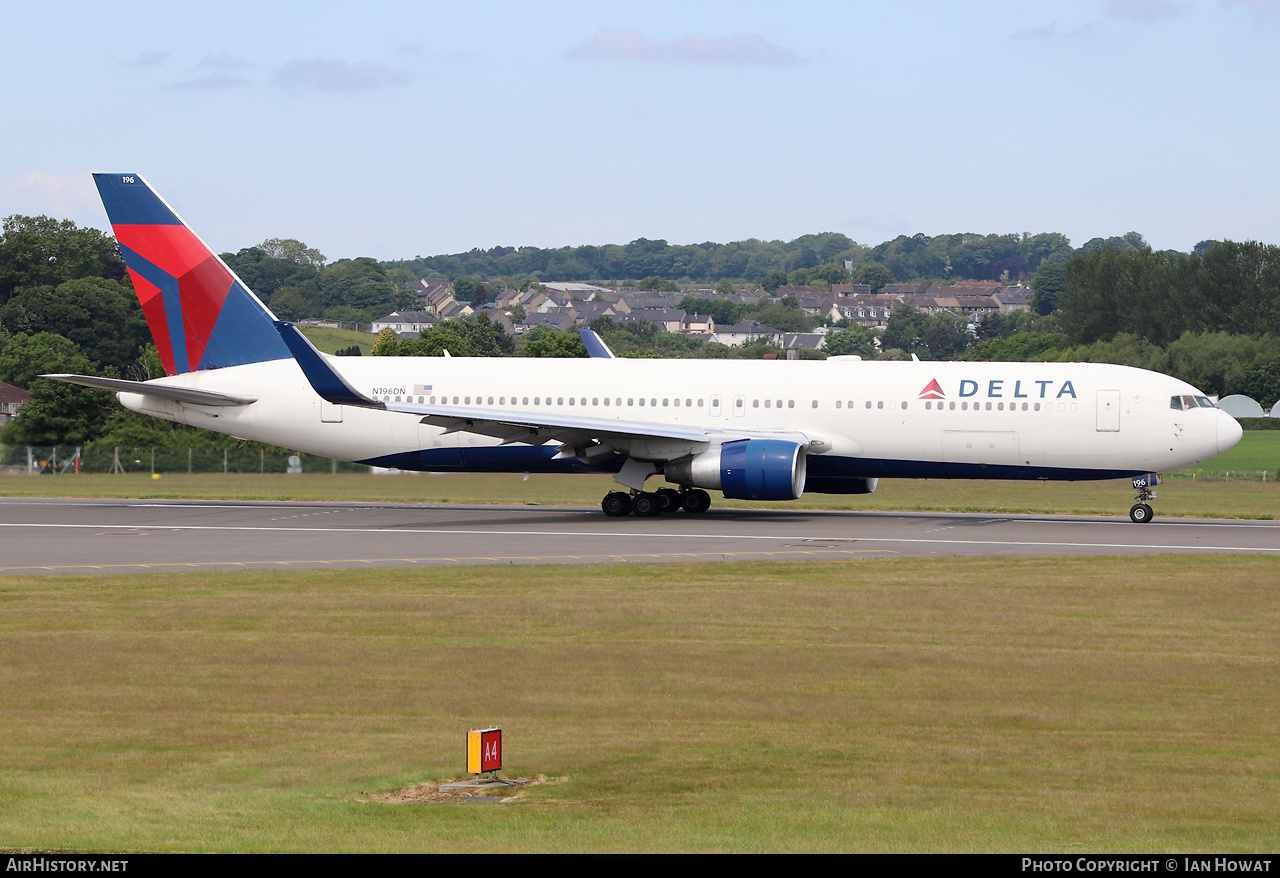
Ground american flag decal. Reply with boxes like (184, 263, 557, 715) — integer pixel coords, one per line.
(414, 384, 433, 394)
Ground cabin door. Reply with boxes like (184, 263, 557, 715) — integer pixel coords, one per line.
(1096, 390, 1121, 432)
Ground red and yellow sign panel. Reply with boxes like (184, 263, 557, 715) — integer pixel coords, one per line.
(467, 728, 502, 774)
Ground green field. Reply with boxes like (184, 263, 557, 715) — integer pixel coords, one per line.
(299, 325, 375, 355)
(5, 433, 1276, 519)
(1, 557, 1276, 853)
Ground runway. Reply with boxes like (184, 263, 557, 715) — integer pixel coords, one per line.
(2, 497, 1279, 574)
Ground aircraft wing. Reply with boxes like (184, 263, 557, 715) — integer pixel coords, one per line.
(274, 321, 823, 459)
(43, 374, 257, 407)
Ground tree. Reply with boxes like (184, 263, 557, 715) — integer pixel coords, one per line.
(0, 332, 115, 445)
(370, 329, 400, 356)
(850, 264, 893, 293)
(880, 304, 928, 353)
(680, 295, 742, 326)
(637, 276, 679, 292)
(0, 215, 125, 303)
(258, 237, 326, 270)
(1030, 262, 1067, 315)
(318, 257, 410, 319)
(822, 325, 876, 358)
(520, 327, 588, 358)
(0, 277, 147, 372)
(759, 271, 788, 293)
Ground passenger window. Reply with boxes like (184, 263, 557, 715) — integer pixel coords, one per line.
(877, 401, 884, 409)
(788, 400, 794, 409)
(866, 401, 872, 409)
(754, 399, 760, 408)
(811, 400, 818, 408)
(764, 399, 771, 408)
(836, 401, 843, 409)
(901, 402, 907, 410)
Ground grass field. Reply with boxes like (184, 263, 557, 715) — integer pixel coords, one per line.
(1, 557, 1276, 853)
(4, 433, 1277, 519)
(2, 469, 1276, 519)
(299, 325, 375, 355)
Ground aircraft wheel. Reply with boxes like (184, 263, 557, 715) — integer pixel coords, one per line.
(655, 488, 681, 512)
(632, 492, 661, 517)
(1129, 503, 1154, 524)
(602, 492, 632, 517)
(681, 489, 712, 514)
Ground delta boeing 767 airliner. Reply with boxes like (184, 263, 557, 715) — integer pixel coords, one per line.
(50, 174, 1242, 522)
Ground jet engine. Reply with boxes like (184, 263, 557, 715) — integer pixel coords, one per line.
(665, 439, 807, 500)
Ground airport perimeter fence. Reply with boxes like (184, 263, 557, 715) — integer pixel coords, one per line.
(1166, 468, 1276, 482)
(0, 445, 371, 476)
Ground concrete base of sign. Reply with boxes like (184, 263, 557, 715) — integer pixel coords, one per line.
(439, 777, 529, 791)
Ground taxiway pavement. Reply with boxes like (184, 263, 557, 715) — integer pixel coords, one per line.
(1, 497, 1278, 575)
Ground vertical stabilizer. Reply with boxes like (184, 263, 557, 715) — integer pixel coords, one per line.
(93, 173, 291, 374)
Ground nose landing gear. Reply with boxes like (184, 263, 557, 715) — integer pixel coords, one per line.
(1129, 473, 1160, 523)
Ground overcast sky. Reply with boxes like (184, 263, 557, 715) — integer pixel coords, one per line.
(3, 0, 1278, 263)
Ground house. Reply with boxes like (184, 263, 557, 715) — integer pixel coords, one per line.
(0, 382, 30, 426)
(681, 313, 716, 335)
(370, 311, 438, 335)
(714, 320, 782, 346)
(828, 293, 903, 327)
(624, 308, 687, 333)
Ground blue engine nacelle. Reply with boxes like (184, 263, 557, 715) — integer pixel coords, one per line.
(664, 439, 807, 500)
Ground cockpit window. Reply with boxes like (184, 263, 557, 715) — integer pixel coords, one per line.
(1170, 396, 1183, 410)
(1195, 396, 1216, 408)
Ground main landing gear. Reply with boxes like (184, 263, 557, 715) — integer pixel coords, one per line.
(1129, 473, 1160, 523)
(601, 488, 712, 517)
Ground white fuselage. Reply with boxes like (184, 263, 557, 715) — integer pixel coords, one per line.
(117, 355, 1241, 487)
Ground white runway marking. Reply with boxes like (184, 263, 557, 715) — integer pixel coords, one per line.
(2, 520, 1277, 553)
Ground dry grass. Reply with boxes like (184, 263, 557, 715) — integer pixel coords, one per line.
(1, 557, 1277, 852)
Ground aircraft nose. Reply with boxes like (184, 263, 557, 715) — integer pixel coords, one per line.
(1217, 410, 1244, 455)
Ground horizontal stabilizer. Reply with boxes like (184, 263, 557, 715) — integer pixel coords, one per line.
(43, 374, 257, 407)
